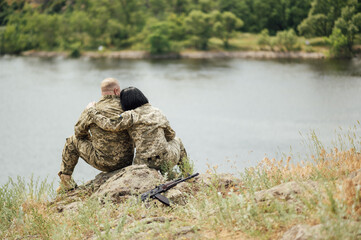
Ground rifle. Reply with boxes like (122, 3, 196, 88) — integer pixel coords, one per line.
(140, 173, 199, 206)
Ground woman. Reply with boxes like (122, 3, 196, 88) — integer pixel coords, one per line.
(86, 87, 187, 175)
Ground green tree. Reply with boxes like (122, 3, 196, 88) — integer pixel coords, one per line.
(328, 4, 361, 57)
(334, 5, 361, 52)
(58, 11, 92, 50)
(2, 24, 28, 53)
(284, 0, 313, 31)
(184, 10, 213, 50)
(297, 0, 351, 37)
(106, 19, 129, 48)
(170, 0, 190, 14)
(298, 14, 329, 36)
(212, 11, 243, 48)
(41, 0, 67, 14)
(147, 21, 171, 54)
(117, 0, 146, 27)
(254, 0, 286, 34)
(198, 0, 218, 13)
(0, 0, 10, 25)
(167, 13, 187, 41)
(148, 0, 168, 18)
(257, 29, 271, 50)
(275, 29, 298, 51)
(328, 27, 350, 57)
(24, 12, 60, 50)
(220, 0, 311, 34)
(219, 0, 247, 20)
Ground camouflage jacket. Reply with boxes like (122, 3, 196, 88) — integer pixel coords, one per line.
(87, 103, 175, 159)
(75, 95, 134, 161)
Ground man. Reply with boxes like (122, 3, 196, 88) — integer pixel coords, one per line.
(57, 78, 134, 192)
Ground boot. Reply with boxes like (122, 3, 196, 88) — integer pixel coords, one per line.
(56, 173, 77, 193)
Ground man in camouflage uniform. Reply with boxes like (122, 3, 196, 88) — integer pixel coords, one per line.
(57, 78, 134, 192)
(87, 101, 187, 175)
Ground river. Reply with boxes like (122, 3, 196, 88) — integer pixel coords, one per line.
(1, 56, 361, 185)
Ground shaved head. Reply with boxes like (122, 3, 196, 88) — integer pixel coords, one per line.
(101, 78, 120, 96)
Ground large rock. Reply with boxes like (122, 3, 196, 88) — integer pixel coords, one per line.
(55, 165, 216, 210)
(254, 181, 318, 202)
(195, 173, 241, 189)
(83, 169, 126, 192)
(92, 164, 164, 202)
(165, 188, 187, 205)
(281, 224, 323, 240)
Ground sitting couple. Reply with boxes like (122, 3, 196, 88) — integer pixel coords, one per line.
(57, 78, 187, 192)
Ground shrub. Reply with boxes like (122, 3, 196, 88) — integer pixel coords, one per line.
(148, 32, 170, 54)
(2, 24, 28, 54)
(328, 27, 351, 58)
(69, 42, 81, 58)
(275, 29, 298, 51)
(147, 22, 171, 54)
(257, 29, 271, 50)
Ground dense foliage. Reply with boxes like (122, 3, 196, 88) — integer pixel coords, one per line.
(0, 0, 360, 57)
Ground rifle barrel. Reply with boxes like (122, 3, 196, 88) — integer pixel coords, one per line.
(163, 173, 199, 189)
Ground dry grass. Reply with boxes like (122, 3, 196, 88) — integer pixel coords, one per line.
(1, 127, 361, 239)
(252, 147, 361, 185)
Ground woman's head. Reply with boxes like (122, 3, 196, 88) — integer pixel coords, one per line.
(120, 87, 149, 111)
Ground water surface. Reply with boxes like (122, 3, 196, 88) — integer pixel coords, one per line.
(1, 56, 361, 185)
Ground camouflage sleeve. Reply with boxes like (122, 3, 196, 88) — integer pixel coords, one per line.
(164, 122, 176, 141)
(74, 109, 91, 139)
(87, 107, 133, 132)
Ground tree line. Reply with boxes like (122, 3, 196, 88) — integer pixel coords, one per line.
(0, 0, 361, 57)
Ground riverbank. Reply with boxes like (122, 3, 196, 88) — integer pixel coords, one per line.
(1, 146, 361, 239)
(20, 49, 326, 60)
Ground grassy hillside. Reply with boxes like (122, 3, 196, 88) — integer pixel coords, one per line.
(1, 127, 361, 239)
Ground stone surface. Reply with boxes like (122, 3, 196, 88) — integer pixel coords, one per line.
(93, 164, 165, 202)
(56, 166, 243, 211)
(83, 169, 124, 192)
(55, 165, 205, 211)
(21, 50, 326, 60)
(56, 201, 82, 212)
(281, 224, 323, 240)
(174, 226, 196, 239)
(254, 181, 318, 202)
(180, 51, 325, 59)
(138, 217, 169, 225)
(166, 189, 187, 205)
(195, 173, 241, 189)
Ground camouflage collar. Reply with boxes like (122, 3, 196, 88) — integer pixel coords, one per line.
(100, 95, 120, 100)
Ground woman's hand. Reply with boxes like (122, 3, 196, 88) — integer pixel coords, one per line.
(86, 101, 96, 109)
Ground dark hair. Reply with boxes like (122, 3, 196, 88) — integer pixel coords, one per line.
(120, 87, 149, 111)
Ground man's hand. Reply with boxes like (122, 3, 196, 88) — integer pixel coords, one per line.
(86, 101, 96, 109)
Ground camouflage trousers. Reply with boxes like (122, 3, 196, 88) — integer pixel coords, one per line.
(59, 135, 133, 176)
(133, 137, 185, 173)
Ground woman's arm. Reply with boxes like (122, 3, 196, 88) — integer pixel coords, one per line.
(74, 109, 92, 139)
(87, 107, 133, 132)
(164, 122, 176, 141)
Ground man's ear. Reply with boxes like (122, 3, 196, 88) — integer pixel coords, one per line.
(114, 88, 121, 96)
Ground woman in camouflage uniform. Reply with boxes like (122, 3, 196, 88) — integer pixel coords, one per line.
(87, 87, 187, 175)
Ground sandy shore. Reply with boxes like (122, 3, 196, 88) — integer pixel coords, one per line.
(21, 50, 326, 60)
